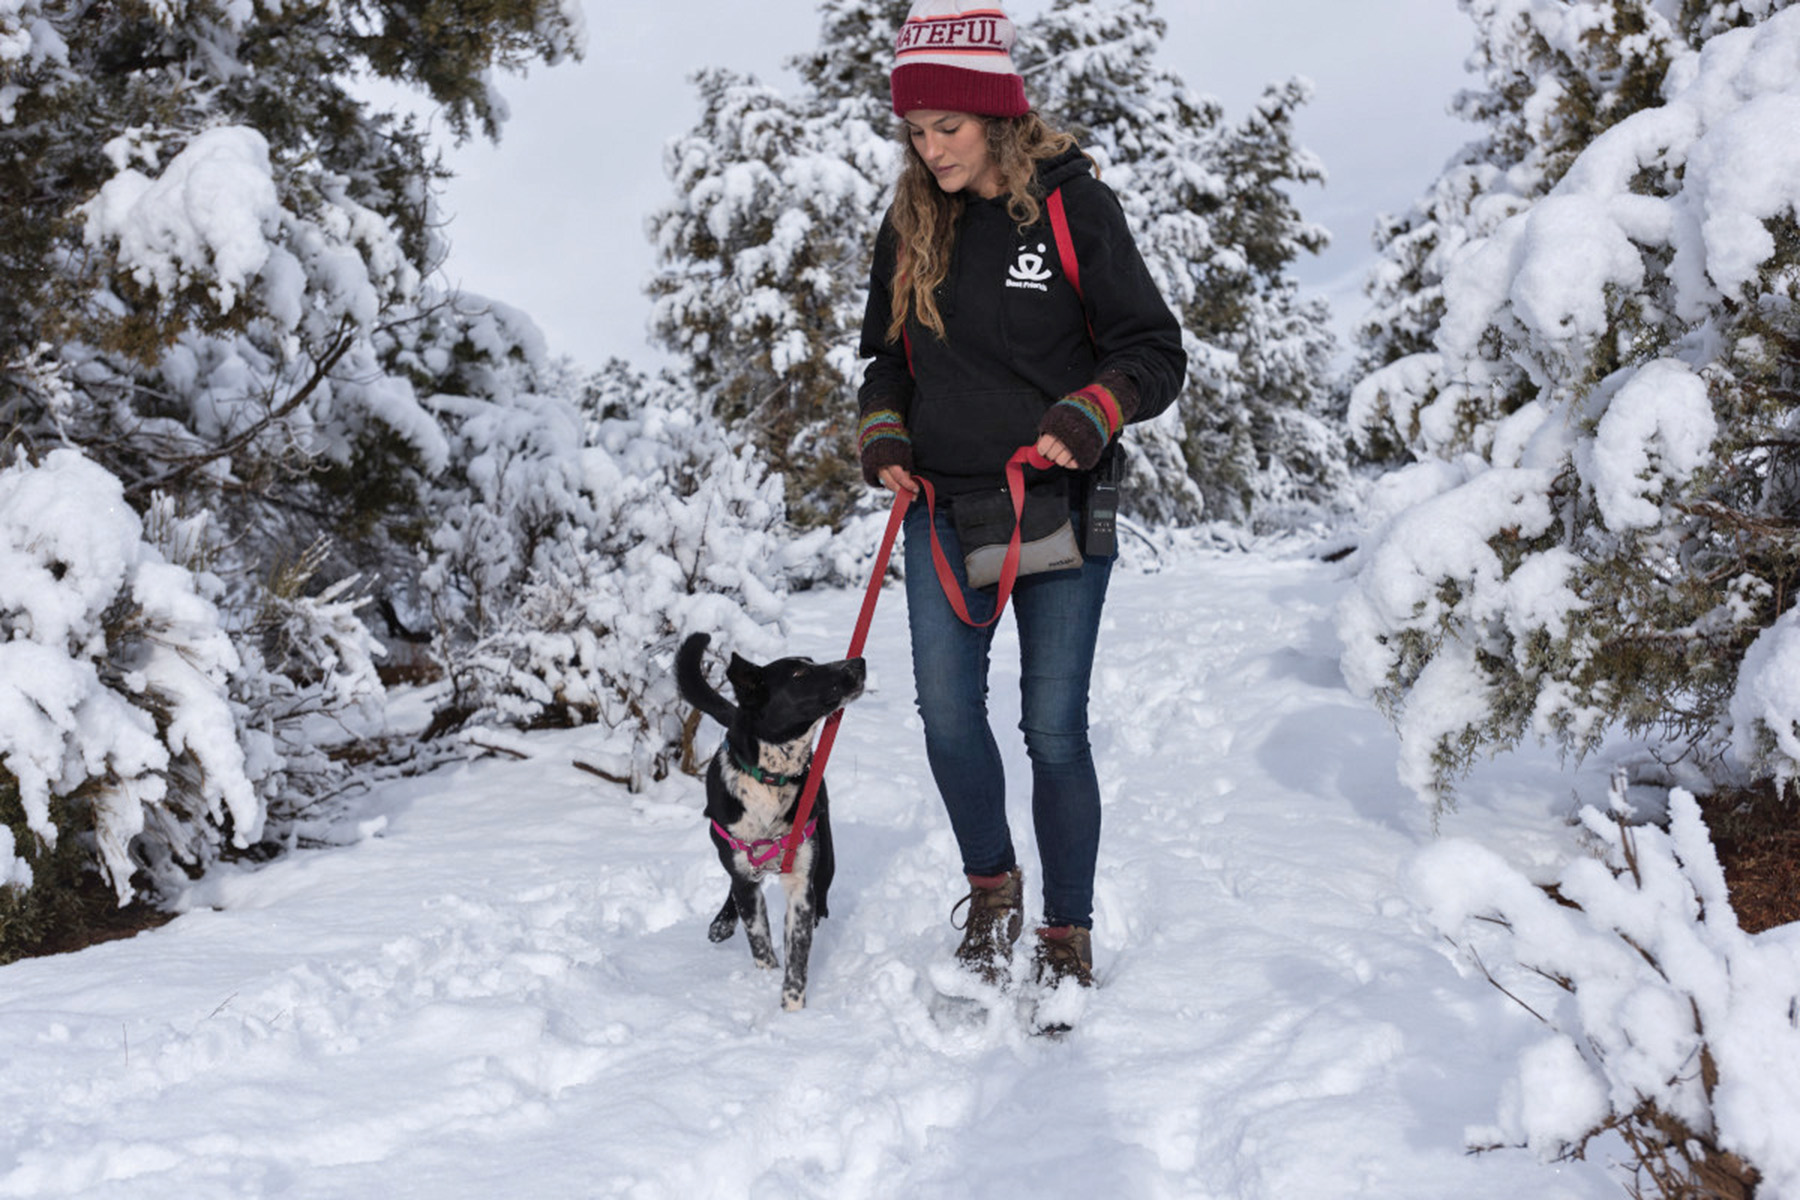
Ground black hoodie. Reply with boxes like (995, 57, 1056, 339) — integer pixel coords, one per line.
(858, 145, 1186, 494)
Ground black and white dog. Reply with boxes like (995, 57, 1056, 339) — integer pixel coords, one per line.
(675, 632, 865, 1011)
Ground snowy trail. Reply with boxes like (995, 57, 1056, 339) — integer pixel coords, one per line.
(0, 548, 1618, 1199)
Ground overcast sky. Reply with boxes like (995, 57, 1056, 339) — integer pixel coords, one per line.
(424, 0, 1479, 369)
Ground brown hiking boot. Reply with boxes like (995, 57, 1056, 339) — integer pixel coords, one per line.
(1033, 925, 1094, 989)
(951, 868, 1024, 985)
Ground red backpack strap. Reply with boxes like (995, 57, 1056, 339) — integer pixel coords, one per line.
(892, 232, 916, 375)
(1047, 187, 1080, 300)
(900, 189, 1088, 374)
(1046, 187, 1095, 346)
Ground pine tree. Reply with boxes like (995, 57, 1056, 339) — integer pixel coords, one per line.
(1352, 0, 1797, 454)
(0, 0, 581, 929)
(1022, 0, 1342, 526)
(1016, 0, 1210, 526)
(789, 0, 912, 114)
(1192, 80, 1344, 527)
(1340, 4, 1800, 808)
(448, 359, 795, 790)
(0, 450, 267, 932)
(646, 2, 903, 531)
(2, 0, 583, 603)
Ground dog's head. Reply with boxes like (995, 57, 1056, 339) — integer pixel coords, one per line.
(725, 652, 866, 743)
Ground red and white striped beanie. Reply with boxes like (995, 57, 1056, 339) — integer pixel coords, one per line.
(890, 2, 1029, 119)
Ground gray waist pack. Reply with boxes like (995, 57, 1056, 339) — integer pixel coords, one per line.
(952, 476, 1084, 589)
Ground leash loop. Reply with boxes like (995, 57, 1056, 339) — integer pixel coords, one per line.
(918, 444, 1056, 630)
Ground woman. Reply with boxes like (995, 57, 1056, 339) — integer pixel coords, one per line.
(856, 1, 1186, 993)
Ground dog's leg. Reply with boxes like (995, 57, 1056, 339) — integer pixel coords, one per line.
(708, 892, 739, 942)
(779, 870, 815, 1011)
(812, 794, 834, 922)
(732, 877, 778, 970)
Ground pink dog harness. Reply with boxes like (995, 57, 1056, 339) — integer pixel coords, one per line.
(712, 819, 818, 869)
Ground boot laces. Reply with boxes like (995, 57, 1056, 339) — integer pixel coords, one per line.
(951, 882, 1015, 931)
(1035, 928, 1093, 987)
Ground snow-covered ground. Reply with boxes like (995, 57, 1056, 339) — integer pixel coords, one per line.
(0, 544, 1628, 1199)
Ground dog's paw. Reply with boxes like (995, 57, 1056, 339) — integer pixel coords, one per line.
(781, 989, 806, 1012)
(708, 913, 738, 943)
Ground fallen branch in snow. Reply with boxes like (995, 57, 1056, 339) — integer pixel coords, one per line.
(459, 734, 531, 761)
(572, 759, 630, 785)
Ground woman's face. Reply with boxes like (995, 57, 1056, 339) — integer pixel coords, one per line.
(905, 110, 1001, 198)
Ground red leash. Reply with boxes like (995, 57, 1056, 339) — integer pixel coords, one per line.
(778, 486, 911, 874)
(917, 444, 1055, 629)
(776, 444, 1053, 873)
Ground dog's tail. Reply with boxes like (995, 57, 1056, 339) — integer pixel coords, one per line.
(675, 633, 735, 728)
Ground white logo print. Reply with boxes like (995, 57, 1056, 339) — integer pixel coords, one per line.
(1007, 243, 1054, 290)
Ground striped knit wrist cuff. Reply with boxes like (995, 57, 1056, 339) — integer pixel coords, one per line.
(1039, 387, 1121, 471)
(1062, 385, 1123, 443)
(859, 409, 911, 455)
(859, 408, 913, 486)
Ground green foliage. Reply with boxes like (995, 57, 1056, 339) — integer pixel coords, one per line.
(1023, 3, 1343, 527)
(1, 776, 99, 966)
(1356, 0, 1694, 398)
(348, 0, 582, 140)
(1344, 5, 1800, 810)
(789, 0, 912, 106)
(0, 0, 580, 922)
(646, 57, 894, 531)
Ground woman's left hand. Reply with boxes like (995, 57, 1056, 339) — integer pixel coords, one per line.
(1035, 433, 1079, 470)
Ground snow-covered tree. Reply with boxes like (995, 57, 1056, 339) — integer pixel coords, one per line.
(1354, 0, 1795, 420)
(1011, 0, 1211, 526)
(1, 452, 261, 928)
(448, 360, 797, 790)
(1340, 5, 1800, 808)
(0, 0, 584, 622)
(1356, 0, 1672, 394)
(647, 0, 904, 530)
(392, 296, 580, 667)
(1198, 81, 1345, 527)
(789, 0, 913, 112)
(0, 0, 582, 933)
(2, 0, 583, 584)
(222, 532, 387, 842)
(1021, 0, 1343, 528)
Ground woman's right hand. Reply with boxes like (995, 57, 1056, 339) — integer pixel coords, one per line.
(879, 464, 919, 496)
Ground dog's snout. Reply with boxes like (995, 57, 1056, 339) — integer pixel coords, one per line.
(835, 657, 867, 706)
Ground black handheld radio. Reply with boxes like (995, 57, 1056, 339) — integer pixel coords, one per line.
(1081, 445, 1123, 558)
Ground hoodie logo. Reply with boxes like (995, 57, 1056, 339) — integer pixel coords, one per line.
(1006, 243, 1053, 292)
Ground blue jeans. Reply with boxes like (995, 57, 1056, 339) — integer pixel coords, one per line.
(902, 499, 1114, 929)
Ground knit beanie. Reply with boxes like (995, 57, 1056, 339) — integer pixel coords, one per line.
(890, 2, 1029, 119)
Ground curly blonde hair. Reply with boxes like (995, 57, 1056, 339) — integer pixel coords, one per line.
(887, 112, 1086, 342)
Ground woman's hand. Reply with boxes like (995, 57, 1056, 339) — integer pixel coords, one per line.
(1035, 433, 1079, 470)
(879, 463, 919, 495)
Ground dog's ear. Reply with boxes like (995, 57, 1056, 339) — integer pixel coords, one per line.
(726, 653, 767, 706)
